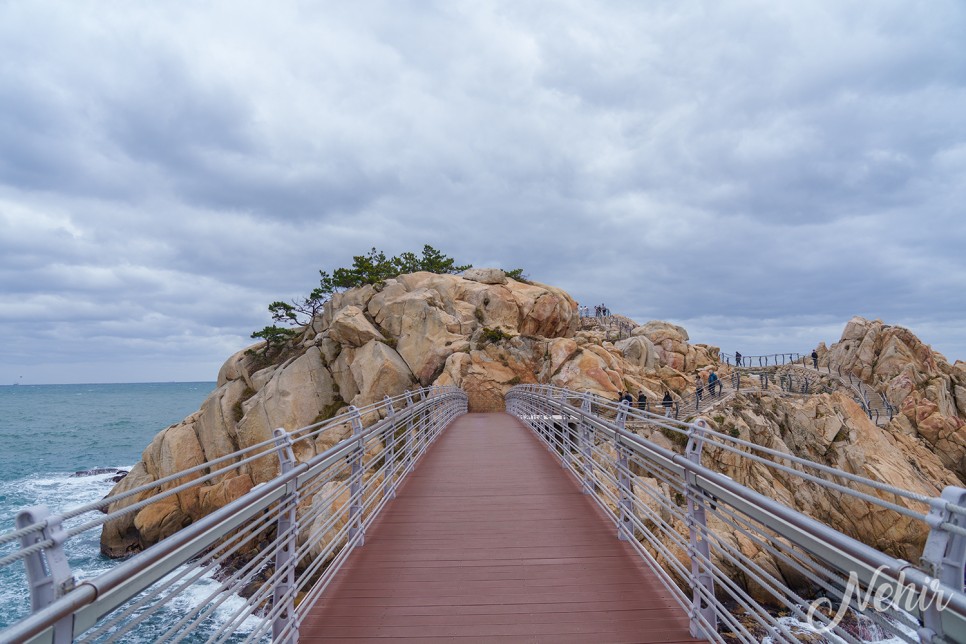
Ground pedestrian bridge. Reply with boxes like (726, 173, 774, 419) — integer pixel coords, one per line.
(2, 386, 966, 643)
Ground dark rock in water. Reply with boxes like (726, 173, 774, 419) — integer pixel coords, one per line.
(111, 472, 128, 483)
(72, 467, 125, 477)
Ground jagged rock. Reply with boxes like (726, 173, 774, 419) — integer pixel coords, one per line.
(701, 392, 959, 564)
(823, 316, 966, 477)
(101, 271, 584, 555)
(71, 467, 126, 477)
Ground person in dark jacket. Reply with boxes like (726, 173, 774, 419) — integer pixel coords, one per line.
(707, 371, 719, 397)
(637, 390, 647, 411)
(811, 350, 819, 369)
(662, 390, 673, 416)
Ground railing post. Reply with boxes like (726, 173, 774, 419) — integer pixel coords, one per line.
(580, 394, 594, 494)
(16, 506, 75, 644)
(347, 406, 366, 547)
(615, 401, 634, 542)
(561, 409, 572, 471)
(920, 487, 966, 641)
(384, 396, 398, 499)
(271, 428, 299, 643)
(404, 390, 415, 473)
(684, 419, 717, 638)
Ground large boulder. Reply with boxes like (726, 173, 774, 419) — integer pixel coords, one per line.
(349, 340, 417, 408)
(633, 321, 715, 372)
(462, 267, 507, 285)
(615, 335, 658, 370)
(328, 305, 385, 347)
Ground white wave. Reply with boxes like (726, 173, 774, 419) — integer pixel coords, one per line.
(1, 466, 132, 511)
(763, 609, 921, 644)
(168, 569, 266, 639)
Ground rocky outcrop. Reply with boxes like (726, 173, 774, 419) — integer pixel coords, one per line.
(625, 389, 961, 603)
(707, 393, 956, 557)
(104, 270, 717, 556)
(822, 316, 966, 477)
(633, 321, 718, 372)
(101, 269, 966, 605)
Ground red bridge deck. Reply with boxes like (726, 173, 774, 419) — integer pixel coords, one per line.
(302, 412, 704, 643)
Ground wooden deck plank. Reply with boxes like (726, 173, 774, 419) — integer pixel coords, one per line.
(300, 412, 704, 643)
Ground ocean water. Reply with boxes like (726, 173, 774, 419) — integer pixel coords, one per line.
(0, 382, 215, 633)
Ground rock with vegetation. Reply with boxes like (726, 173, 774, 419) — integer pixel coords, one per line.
(101, 252, 966, 608)
(103, 263, 712, 555)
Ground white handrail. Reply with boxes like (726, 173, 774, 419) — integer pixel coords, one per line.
(507, 384, 966, 643)
(0, 386, 468, 643)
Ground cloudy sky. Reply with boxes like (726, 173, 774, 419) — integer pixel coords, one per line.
(2, 1, 965, 384)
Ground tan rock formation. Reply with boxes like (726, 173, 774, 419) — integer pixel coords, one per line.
(328, 305, 385, 347)
(101, 265, 965, 610)
(694, 391, 959, 570)
(102, 270, 611, 555)
(822, 316, 966, 477)
(462, 267, 507, 285)
(634, 321, 717, 372)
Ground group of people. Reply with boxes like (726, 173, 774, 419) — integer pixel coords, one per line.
(616, 389, 650, 410)
(616, 389, 677, 417)
(594, 304, 611, 317)
(577, 304, 611, 317)
(612, 348, 821, 417)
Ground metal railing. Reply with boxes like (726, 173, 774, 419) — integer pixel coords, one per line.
(507, 384, 966, 643)
(723, 352, 804, 368)
(579, 314, 634, 340)
(677, 354, 896, 426)
(0, 386, 467, 643)
(786, 362, 897, 425)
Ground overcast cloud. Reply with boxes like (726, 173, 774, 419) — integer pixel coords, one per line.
(2, 1, 965, 384)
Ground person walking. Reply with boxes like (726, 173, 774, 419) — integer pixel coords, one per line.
(637, 390, 647, 411)
(811, 350, 818, 369)
(735, 351, 742, 367)
(662, 390, 673, 417)
(695, 374, 704, 403)
(708, 371, 719, 397)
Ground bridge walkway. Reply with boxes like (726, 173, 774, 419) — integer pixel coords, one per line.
(301, 412, 702, 643)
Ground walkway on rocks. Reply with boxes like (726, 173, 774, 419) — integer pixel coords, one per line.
(301, 413, 703, 643)
(670, 361, 894, 426)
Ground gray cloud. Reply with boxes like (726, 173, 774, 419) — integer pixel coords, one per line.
(2, 0, 965, 384)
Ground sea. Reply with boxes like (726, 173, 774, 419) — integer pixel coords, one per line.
(0, 382, 217, 635)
